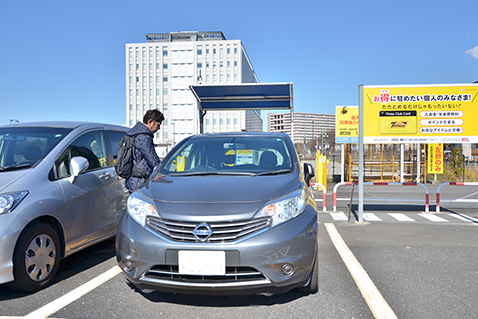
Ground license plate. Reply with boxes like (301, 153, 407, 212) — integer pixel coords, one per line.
(178, 250, 226, 276)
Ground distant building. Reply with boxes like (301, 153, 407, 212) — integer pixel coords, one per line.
(268, 112, 335, 144)
(126, 31, 262, 156)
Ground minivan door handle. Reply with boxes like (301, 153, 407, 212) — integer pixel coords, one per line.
(99, 172, 112, 181)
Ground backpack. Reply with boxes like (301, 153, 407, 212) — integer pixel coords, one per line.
(115, 135, 136, 179)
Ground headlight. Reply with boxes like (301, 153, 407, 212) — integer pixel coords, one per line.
(127, 193, 159, 227)
(255, 189, 306, 227)
(0, 191, 29, 215)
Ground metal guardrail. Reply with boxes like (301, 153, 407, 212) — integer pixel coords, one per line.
(435, 182, 478, 213)
(333, 182, 430, 213)
(310, 182, 327, 212)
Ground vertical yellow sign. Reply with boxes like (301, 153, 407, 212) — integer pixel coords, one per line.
(176, 156, 185, 172)
(427, 144, 443, 174)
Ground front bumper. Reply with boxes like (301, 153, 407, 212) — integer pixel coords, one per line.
(0, 213, 27, 284)
(116, 207, 318, 295)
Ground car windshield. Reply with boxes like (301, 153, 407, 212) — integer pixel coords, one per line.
(160, 135, 294, 176)
(0, 127, 72, 171)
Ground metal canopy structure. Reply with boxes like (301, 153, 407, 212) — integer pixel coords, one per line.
(189, 83, 293, 133)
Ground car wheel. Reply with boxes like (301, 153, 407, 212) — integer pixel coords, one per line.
(297, 250, 319, 294)
(7, 223, 61, 292)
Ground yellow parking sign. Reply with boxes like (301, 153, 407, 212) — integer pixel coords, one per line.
(362, 84, 478, 143)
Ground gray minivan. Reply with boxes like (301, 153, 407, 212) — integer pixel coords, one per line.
(0, 121, 129, 292)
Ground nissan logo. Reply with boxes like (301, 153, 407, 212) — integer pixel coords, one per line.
(193, 223, 213, 242)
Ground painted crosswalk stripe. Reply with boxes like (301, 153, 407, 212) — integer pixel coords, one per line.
(329, 212, 348, 221)
(418, 213, 449, 222)
(447, 213, 476, 223)
(363, 213, 382, 221)
(388, 213, 415, 222)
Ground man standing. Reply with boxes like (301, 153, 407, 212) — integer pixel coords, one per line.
(125, 109, 164, 192)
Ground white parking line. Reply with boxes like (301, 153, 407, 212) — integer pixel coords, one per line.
(329, 212, 348, 221)
(325, 223, 397, 319)
(363, 213, 382, 221)
(24, 266, 122, 319)
(418, 213, 449, 222)
(388, 213, 415, 222)
(447, 213, 478, 223)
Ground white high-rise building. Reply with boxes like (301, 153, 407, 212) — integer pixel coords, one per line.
(126, 31, 262, 157)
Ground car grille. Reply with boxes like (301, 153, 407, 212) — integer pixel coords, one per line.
(145, 265, 267, 283)
(146, 216, 271, 243)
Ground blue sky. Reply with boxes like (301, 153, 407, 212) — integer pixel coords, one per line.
(1, 0, 477, 127)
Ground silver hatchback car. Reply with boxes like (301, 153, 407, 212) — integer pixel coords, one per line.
(0, 121, 129, 292)
(116, 132, 318, 295)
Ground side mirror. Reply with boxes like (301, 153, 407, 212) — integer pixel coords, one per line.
(69, 156, 89, 183)
(303, 163, 315, 187)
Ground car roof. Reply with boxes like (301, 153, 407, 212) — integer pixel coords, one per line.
(0, 121, 128, 130)
(190, 132, 289, 138)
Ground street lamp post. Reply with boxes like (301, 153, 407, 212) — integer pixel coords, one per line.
(303, 114, 306, 157)
(171, 122, 175, 147)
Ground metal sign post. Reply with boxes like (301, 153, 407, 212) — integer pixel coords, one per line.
(358, 86, 364, 223)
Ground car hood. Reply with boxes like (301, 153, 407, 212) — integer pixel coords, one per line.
(0, 170, 32, 192)
(140, 173, 301, 222)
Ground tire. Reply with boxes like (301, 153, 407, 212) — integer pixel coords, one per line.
(6, 223, 61, 292)
(297, 250, 319, 294)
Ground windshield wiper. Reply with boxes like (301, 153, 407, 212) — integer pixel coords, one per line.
(0, 164, 32, 172)
(256, 169, 291, 176)
(170, 171, 255, 176)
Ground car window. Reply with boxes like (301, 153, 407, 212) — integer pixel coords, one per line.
(70, 131, 107, 171)
(0, 127, 71, 170)
(53, 148, 71, 180)
(50, 130, 108, 180)
(161, 136, 293, 175)
(106, 130, 127, 163)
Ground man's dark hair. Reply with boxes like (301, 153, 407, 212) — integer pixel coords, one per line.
(143, 109, 164, 124)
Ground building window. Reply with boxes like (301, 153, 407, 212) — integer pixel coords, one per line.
(197, 62, 202, 68)
(163, 50, 168, 56)
(163, 77, 168, 82)
(163, 64, 168, 69)
(197, 49, 202, 55)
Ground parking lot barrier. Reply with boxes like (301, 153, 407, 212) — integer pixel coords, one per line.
(333, 182, 429, 212)
(436, 182, 478, 213)
(310, 182, 327, 211)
